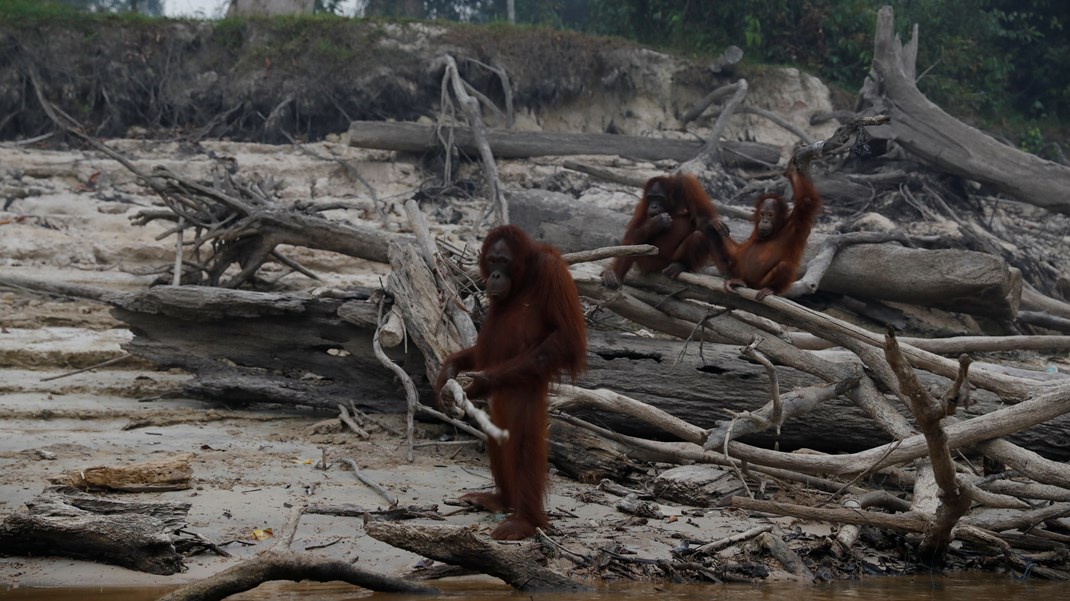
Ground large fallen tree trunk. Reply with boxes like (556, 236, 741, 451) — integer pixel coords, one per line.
(511, 189, 1022, 319)
(6, 274, 1066, 459)
(346, 120, 781, 169)
(862, 6, 1070, 216)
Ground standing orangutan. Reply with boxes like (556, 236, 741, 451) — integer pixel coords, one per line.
(708, 160, 822, 300)
(602, 173, 728, 288)
(435, 225, 587, 540)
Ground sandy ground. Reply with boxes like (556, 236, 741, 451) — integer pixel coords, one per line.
(0, 138, 798, 591)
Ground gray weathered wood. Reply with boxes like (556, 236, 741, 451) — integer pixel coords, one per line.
(346, 120, 781, 169)
(652, 465, 744, 507)
(7, 275, 1066, 459)
(0, 487, 188, 574)
(510, 190, 1021, 318)
(816, 244, 1021, 320)
(863, 6, 1070, 215)
(113, 285, 433, 411)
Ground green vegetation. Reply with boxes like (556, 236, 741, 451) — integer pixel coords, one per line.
(445, 1, 1069, 144)
(567, 1, 1068, 125)
(0, 0, 160, 24)
(0, 0, 86, 23)
(4, 0, 1066, 147)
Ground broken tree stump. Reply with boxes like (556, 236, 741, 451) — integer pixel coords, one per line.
(0, 487, 190, 574)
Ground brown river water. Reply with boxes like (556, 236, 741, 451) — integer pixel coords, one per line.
(0, 574, 1063, 600)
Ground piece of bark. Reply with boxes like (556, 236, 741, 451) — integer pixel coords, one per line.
(56, 453, 193, 492)
(306, 503, 443, 521)
(346, 120, 781, 169)
(863, 6, 1070, 216)
(652, 465, 744, 508)
(831, 499, 862, 558)
(363, 522, 582, 592)
(615, 494, 663, 519)
(0, 488, 189, 574)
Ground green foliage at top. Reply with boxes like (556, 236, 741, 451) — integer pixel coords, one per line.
(5, 0, 1067, 132)
(0, 0, 160, 24)
(448, 0, 1067, 125)
(0, 0, 90, 23)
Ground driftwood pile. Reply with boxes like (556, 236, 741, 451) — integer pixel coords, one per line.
(5, 5, 1070, 599)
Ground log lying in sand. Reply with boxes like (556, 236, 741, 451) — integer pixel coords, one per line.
(6, 273, 1068, 458)
(346, 120, 781, 169)
(511, 189, 1021, 319)
(0, 487, 191, 574)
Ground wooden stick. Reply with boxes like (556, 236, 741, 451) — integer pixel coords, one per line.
(561, 244, 658, 265)
(739, 336, 783, 436)
(692, 524, 774, 555)
(884, 328, 971, 564)
(371, 300, 417, 461)
(172, 216, 185, 286)
(443, 379, 509, 443)
(39, 353, 134, 382)
(337, 457, 398, 508)
(337, 404, 371, 439)
(442, 54, 508, 226)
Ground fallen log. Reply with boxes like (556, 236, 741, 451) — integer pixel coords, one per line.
(111, 285, 434, 411)
(815, 244, 1021, 320)
(9, 273, 1069, 459)
(346, 120, 782, 169)
(510, 189, 1021, 319)
(0, 487, 191, 575)
(862, 6, 1070, 216)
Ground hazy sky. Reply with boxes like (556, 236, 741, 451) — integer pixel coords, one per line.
(164, 1, 362, 18)
(164, 0, 227, 17)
